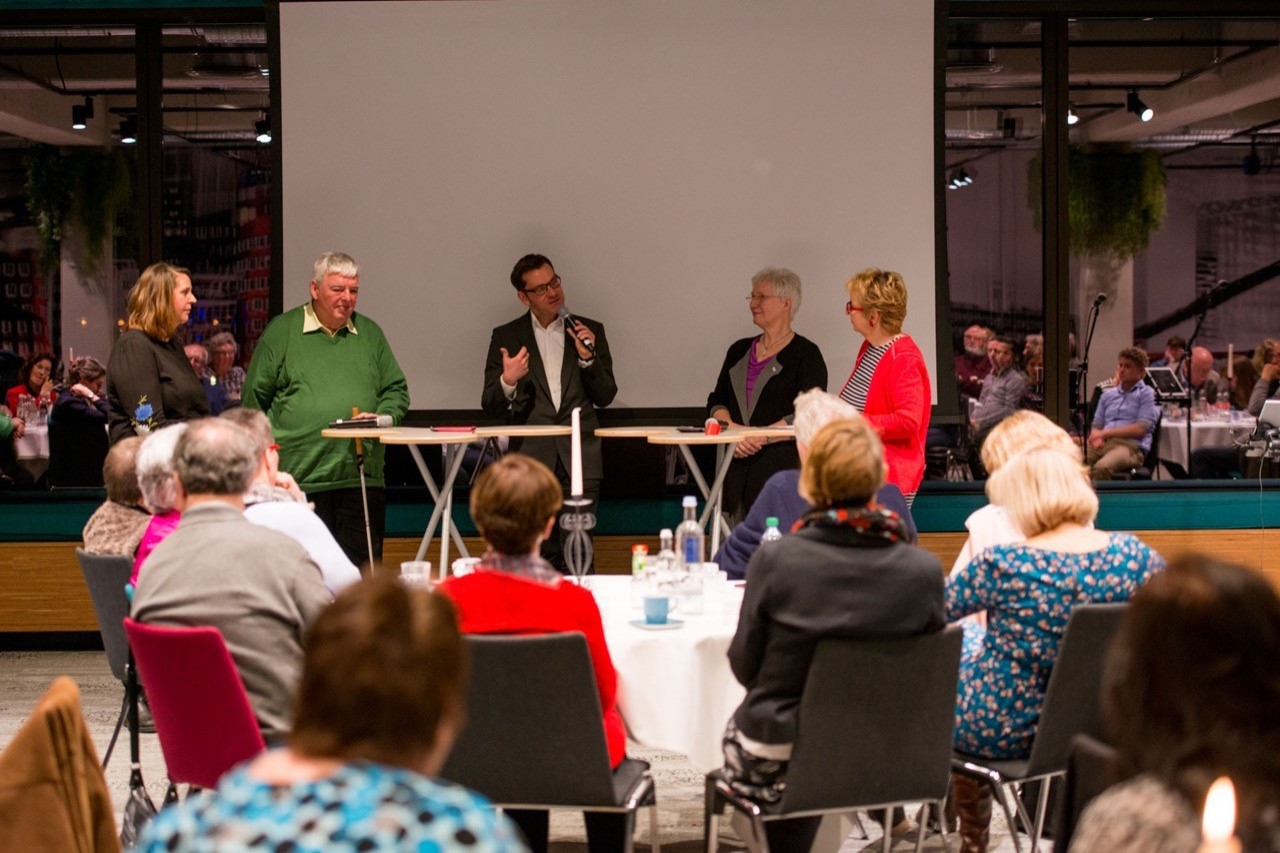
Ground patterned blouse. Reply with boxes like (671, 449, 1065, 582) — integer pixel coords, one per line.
(136, 759, 529, 852)
(947, 533, 1163, 759)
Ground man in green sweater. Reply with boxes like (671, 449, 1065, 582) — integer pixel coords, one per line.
(243, 252, 409, 569)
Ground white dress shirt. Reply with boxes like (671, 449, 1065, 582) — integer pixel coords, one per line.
(501, 313, 568, 411)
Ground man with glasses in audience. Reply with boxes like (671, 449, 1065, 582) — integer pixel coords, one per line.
(482, 253, 617, 571)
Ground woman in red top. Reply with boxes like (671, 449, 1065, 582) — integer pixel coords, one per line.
(438, 453, 627, 853)
(6, 351, 56, 415)
(838, 268, 931, 503)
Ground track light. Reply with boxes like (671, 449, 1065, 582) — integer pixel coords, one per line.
(255, 117, 272, 144)
(1126, 90, 1153, 122)
(947, 168, 973, 190)
(119, 116, 137, 144)
(71, 96, 94, 130)
(1066, 106, 1079, 126)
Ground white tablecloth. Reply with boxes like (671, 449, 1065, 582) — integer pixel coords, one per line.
(15, 422, 48, 459)
(1157, 416, 1254, 478)
(589, 575, 744, 771)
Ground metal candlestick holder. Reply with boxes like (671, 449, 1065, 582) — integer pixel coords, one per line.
(561, 497, 596, 582)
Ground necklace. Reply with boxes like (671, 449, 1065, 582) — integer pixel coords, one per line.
(757, 331, 794, 358)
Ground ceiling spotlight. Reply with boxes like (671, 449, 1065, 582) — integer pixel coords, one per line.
(1066, 106, 1079, 126)
(947, 168, 973, 190)
(1126, 90, 1154, 122)
(119, 116, 137, 144)
(255, 117, 272, 144)
(71, 96, 94, 130)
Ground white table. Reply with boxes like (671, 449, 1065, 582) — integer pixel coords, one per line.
(597, 426, 793, 555)
(1156, 415, 1254, 479)
(15, 422, 49, 481)
(588, 575, 744, 772)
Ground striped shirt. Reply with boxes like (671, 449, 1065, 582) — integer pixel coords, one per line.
(840, 336, 901, 413)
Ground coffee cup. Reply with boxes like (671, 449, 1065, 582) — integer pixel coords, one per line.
(643, 594, 676, 625)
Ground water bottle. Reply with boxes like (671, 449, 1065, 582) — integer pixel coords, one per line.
(762, 517, 783, 544)
(675, 495, 704, 570)
(655, 529, 676, 574)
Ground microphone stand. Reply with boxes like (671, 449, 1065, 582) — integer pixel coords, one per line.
(1078, 297, 1105, 445)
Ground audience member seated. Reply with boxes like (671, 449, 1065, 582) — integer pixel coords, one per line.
(721, 416, 945, 852)
(1247, 340, 1280, 416)
(5, 350, 55, 415)
(206, 331, 246, 406)
(951, 411, 1081, 576)
(955, 325, 993, 400)
(714, 389, 915, 580)
(136, 575, 527, 852)
(1149, 334, 1186, 369)
(184, 342, 228, 416)
(47, 356, 110, 488)
(131, 418, 330, 740)
(1229, 355, 1259, 411)
(0, 405, 24, 486)
(221, 407, 360, 594)
(1022, 333, 1043, 382)
(131, 424, 188, 584)
(1069, 554, 1280, 852)
(947, 448, 1164, 853)
(438, 453, 625, 853)
(1087, 347, 1159, 481)
(1184, 346, 1220, 404)
(81, 436, 149, 556)
(968, 334, 1027, 474)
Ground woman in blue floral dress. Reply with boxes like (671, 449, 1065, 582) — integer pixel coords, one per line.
(946, 447, 1164, 853)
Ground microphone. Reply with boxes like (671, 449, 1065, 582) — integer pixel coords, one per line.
(328, 414, 393, 429)
(557, 306, 596, 354)
(1092, 293, 1107, 308)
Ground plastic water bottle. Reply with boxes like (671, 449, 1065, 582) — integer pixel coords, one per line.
(761, 517, 783, 544)
(655, 529, 677, 573)
(675, 496, 704, 570)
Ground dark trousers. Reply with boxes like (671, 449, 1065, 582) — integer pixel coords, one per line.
(311, 486, 384, 573)
(505, 808, 629, 853)
(541, 460, 600, 574)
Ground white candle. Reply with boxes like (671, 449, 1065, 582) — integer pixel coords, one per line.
(69, 346, 75, 363)
(570, 406, 584, 497)
(1199, 777, 1242, 853)
(1227, 344, 1234, 379)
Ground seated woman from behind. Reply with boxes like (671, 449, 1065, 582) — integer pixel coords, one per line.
(948, 447, 1164, 853)
(136, 575, 527, 852)
(1069, 554, 1280, 853)
(723, 415, 946, 852)
(438, 453, 625, 853)
(81, 436, 149, 556)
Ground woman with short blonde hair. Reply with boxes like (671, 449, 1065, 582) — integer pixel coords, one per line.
(838, 267, 931, 504)
(798, 417, 885, 508)
(946, 446, 1163, 853)
(106, 262, 207, 443)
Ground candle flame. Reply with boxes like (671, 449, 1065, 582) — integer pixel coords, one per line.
(1203, 777, 1236, 842)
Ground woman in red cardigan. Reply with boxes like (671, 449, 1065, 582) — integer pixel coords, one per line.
(437, 452, 627, 853)
(838, 267, 931, 503)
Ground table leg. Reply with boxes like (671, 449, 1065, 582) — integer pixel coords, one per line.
(407, 446, 445, 563)
(679, 445, 734, 554)
(436, 445, 472, 575)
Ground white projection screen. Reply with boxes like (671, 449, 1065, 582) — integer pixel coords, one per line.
(278, 0, 937, 410)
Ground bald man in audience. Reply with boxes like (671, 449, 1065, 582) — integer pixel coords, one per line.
(131, 418, 330, 739)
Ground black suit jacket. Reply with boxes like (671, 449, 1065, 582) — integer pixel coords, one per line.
(481, 312, 617, 481)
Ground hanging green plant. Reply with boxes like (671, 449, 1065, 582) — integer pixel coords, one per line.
(1028, 143, 1167, 261)
(23, 144, 134, 277)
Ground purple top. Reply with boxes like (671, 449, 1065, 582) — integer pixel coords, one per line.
(745, 340, 776, 409)
(131, 510, 181, 585)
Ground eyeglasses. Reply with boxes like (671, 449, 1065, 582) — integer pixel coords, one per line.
(746, 293, 779, 303)
(845, 301, 863, 314)
(523, 276, 563, 298)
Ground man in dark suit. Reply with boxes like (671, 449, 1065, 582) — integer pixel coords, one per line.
(482, 254, 617, 570)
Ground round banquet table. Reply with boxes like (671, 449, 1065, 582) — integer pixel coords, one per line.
(1156, 415, 1255, 479)
(15, 421, 49, 481)
(587, 574, 744, 772)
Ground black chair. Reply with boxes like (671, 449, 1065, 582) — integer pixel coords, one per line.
(440, 633, 659, 853)
(705, 625, 963, 853)
(1054, 734, 1119, 851)
(951, 603, 1127, 853)
(74, 547, 134, 767)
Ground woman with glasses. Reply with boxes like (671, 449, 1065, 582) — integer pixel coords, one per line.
(839, 267, 931, 504)
(706, 267, 827, 524)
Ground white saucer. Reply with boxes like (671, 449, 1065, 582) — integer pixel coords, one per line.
(630, 619, 684, 631)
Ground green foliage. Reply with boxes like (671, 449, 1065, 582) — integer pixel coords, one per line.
(23, 145, 134, 276)
(1028, 143, 1167, 261)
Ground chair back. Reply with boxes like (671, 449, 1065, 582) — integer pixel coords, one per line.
(1055, 734, 1119, 850)
(1022, 603, 1127, 779)
(779, 625, 963, 815)
(75, 548, 132, 683)
(441, 633, 619, 807)
(123, 618, 266, 789)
